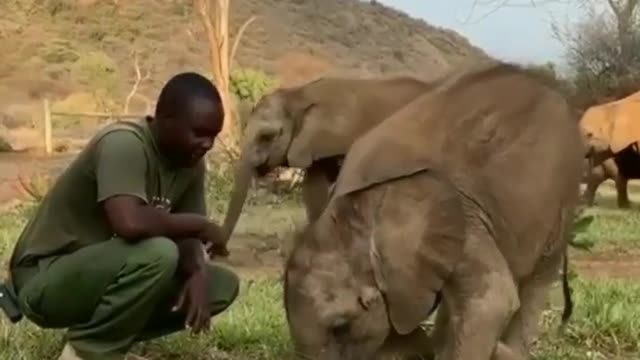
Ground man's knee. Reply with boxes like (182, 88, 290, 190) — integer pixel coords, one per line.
(207, 264, 240, 313)
(126, 236, 179, 272)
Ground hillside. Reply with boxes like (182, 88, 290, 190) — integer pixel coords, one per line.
(0, 0, 490, 130)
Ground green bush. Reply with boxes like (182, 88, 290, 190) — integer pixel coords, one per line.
(230, 68, 278, 106)
(569, 207, 595, 251)
(229, 68, 279, 130)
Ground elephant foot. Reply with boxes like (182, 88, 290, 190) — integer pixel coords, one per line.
(618, 202, 632, 209)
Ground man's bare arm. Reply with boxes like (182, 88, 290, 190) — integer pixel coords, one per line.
(103, 195, 212, 242)
(95, 130, 220, 244)
(176, 237, 207, 275)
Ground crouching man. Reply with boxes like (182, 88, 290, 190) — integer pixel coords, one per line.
(6, 72, 239, 360)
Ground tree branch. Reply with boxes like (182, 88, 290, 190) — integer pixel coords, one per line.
(123, 50, 151, 114)
(230, 15, 257, 67)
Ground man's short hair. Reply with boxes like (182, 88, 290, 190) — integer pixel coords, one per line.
(155, 72, 224, 122)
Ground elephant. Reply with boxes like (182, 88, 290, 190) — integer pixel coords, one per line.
(220, 75, 440, 241)
(580, 90, 640, 183)
(581, 146, 640, 209)
(283, 62, 583, 360)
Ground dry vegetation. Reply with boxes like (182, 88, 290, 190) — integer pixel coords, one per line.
(0, 0, 488, 134)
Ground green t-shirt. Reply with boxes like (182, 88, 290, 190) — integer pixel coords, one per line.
(9, 118, 207, 269)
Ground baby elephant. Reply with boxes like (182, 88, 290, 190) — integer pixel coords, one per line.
(283, 62, 583, 360)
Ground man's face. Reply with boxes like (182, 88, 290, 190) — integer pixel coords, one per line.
(157, 97, 223, 167)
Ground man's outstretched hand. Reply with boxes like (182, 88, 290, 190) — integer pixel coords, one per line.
(173, 269, 211, 334)
(198, 222, 229, 258)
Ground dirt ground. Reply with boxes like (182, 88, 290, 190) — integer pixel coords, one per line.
(1, 131, 639, 282)
(571, 249, 640, 279)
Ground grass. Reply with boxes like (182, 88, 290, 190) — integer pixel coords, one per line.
(0, 179, 639, 359)
(578, 182, 640, 251)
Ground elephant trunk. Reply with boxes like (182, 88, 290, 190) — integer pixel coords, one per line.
(221, 157, 254, 242)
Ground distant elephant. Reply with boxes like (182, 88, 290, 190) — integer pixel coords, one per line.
(580, 90, 640, 193)
(581, 146, 640, 208)
(220, 76, 438, 241)
(283, 63, 582, 360)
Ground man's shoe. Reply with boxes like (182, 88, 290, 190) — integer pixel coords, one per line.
(58, 344, 84, 360)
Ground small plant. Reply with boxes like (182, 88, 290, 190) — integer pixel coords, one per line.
(569, 206, 595, 251)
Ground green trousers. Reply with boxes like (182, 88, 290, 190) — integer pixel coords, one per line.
(10, 236, 240, 360)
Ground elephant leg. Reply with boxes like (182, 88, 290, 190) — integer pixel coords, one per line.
(438, 230, 520, 360)
(498, 251, 563, 359)
(582, 168, 606, 207)
(429, 302, 450, 358)
(615, 176, 630, 209)
(301, 163, 331, 222)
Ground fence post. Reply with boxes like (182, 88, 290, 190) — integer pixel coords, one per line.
(43, 99, 52, 155)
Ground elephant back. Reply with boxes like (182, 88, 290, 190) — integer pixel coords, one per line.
(333, 62, 584, 278)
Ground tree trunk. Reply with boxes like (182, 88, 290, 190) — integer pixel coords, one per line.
(196, 0, 239, 156)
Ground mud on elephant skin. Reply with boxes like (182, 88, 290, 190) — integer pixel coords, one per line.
(220, 75, 441, 243)
(283, 62, 584, 360)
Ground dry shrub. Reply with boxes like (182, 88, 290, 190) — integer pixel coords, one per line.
(54, 92, 103, 114)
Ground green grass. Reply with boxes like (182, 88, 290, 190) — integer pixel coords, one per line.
(578, 206, 640, 251)
(1, 185, 639, 359)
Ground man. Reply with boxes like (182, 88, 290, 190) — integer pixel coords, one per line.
(6, 72, 239, 360)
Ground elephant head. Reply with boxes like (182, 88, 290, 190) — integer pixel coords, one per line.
(284, 168, 466, 359)
(579, 91, 640, 166)
(220, 76, 436, 242)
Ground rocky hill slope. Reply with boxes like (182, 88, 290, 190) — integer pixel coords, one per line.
(0, 0, 490, 125)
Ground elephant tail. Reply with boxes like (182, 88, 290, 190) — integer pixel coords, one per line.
(560, 246, 574, 330)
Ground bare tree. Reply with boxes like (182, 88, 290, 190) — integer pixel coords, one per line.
(195, 0, 256, 156)
(123, 50, 152, 115)
(551, 0, 640, 106)
(606, 0, 640, 63)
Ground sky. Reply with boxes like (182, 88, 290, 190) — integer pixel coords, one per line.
(378, 0, 588, 68)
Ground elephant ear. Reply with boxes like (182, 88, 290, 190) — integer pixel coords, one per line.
(284, 89, 366, 168)
(609, 99, 640, 153)
(331, 93, 467, 335)
(363, 173, 466, 336)
(332, 91, 436, 198)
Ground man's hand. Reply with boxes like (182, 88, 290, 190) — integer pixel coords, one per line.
(172, 269, 211, 334)
(197, 222, 229, 257)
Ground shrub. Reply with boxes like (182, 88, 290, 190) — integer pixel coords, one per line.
(229, 67, 279, 131)
(229, 67, 278, 106)
(569, 206, 595, 251)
